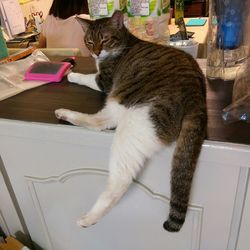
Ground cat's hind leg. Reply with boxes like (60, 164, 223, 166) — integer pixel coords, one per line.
(68, 72, 101, 92)
(77, 105, 163, 228)
(55, 103, 116, 130)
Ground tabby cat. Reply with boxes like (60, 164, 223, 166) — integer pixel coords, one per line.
(55, 10, 207, 232)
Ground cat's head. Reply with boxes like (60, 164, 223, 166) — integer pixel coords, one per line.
(76, 10, 127, 59)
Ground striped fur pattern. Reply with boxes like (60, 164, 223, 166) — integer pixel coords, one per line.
(55, 10, 207, 232)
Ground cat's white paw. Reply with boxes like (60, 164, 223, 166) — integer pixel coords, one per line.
(67, 72, 78, 83)
(55, 108, 72, 121)
(77, 213, 98, 228)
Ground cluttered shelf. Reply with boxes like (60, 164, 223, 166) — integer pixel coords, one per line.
(4, 15, 208, 59)
(0, 56, 249, 145)
(6, 32, 39, 48)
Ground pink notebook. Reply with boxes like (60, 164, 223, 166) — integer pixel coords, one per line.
(24, 61, 71, 82)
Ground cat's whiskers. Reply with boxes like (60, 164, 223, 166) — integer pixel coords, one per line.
(98, 48, 123, 60)
(91, 53, 98, 59)
(99, 50, 110, 59)
(106, 46, 133, 57)
(94, 46, 133, 60)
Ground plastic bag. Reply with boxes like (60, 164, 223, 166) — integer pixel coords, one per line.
(87, 0, 171, 45)
(125, 0, 170, 44)
(222, 57, 250, 123)
(0, 49, 49, 101)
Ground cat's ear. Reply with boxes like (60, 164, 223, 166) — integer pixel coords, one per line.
(75, 15, 93, 32)
(109, 10, 124, 29)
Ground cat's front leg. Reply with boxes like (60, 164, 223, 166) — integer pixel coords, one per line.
(67, 72, 101, 92)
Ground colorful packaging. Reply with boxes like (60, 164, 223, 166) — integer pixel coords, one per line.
(87, 0, 170, 44)
(125, 0, 170, 44)
(87, 0, 126, 18)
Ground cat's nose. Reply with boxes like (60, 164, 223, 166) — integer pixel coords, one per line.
(93, 49, 101, 56)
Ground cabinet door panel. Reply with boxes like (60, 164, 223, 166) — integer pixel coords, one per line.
(0, 123, 202, 250)
(25, 169, 203, 250)
(0, 121, 249, 250)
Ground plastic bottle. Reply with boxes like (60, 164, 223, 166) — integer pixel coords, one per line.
(0, 27, 8, 60)
(174, 0, 184, 25)
(206, 0, 249, 80)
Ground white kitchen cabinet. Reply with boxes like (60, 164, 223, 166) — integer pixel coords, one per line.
(0, 118, 249, 250)
(236, 177, 250, 250)
(0, 167, 24, 237)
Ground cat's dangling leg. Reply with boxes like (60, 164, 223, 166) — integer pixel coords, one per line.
(163, 112, 206, 232)
(67, 72, 101, 92)
(55, 104, 116, 130)
(77, 105, 163, 228)
(77, 174, 132, 228)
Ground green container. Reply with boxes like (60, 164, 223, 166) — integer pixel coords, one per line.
(174, 0, 184, 24)
(0, 27, 8, 60)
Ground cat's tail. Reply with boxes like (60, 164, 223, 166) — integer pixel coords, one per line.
(163, 110, 207, 232)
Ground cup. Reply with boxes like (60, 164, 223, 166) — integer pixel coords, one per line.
(170, 39, 199, 58)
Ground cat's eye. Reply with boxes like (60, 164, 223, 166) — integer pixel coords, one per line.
(100, 39, 109, 45)
(86, 40, 94, 46)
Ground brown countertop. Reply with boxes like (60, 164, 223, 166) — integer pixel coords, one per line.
(0, 56, 249, 145)
(206, 79, 250, 145)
